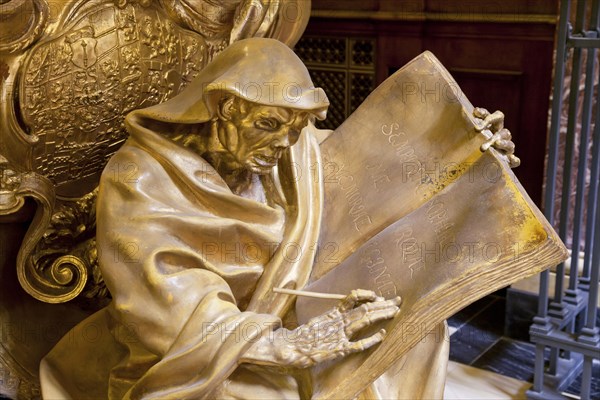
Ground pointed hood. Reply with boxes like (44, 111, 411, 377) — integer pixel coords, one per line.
(125, 37, 329, 132)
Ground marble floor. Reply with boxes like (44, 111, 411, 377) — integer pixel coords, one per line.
(447, 293, 600, 400)
(444, 361, 531, 399)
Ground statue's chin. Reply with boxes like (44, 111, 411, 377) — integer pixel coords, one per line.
(246, 156, 277, 175)
(248, 165, 275, 175)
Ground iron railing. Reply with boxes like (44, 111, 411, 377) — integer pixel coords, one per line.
(528, 1, 600, 399)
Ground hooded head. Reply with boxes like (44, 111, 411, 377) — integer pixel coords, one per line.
(126, 38, 329, 174)
(128, 37, 329, 124)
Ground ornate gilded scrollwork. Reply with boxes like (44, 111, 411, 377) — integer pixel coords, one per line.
(20, 0, 209, 198)
(10, 172, 107, 305)
(27, 188, 110, 307)
(2, 0, 311, 307)
(12, 171, 84, 304)
(1, 154, 108, 305)
(11, 0, 211, 304)
(0, 0, 49, 54)
(0, 1, 311, 397)
(0, 158, 25, 215)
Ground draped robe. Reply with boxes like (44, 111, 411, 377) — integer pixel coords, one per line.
(40, 122, 448, 399)
(40, 38, 448, 399)
(41, 105, 326, 398)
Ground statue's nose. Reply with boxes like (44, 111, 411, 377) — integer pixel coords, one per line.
(272, 129, 291, 149)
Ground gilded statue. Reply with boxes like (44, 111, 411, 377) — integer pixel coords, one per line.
(39, 38, 450, 400)
(0, 1, 566, 399)
(37, 34, 558, 399)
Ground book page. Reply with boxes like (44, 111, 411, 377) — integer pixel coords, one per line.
(315, 51, 489, 280)
(298, 52, 568, 399)
(298, 151, 566, 399)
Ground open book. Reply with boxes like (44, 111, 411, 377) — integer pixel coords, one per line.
(295, 52, 567, 399)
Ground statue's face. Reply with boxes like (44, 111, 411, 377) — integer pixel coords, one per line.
(223, 100, 307, 174)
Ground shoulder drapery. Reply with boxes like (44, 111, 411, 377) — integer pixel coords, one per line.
(41, 38, 327, 399)
(41, 115, 324, 399)
(40, 37, 448, 400)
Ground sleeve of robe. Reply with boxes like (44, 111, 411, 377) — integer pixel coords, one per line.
(39, 120, 324, 400)
(97, 138, 287, 399)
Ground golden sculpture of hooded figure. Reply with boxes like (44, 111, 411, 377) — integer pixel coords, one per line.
(40, 38, 448, 400)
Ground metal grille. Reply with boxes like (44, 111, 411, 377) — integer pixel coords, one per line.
(294, 36, 376, 130)
(349, 72, 375, 113)
(528, 1, 600, 399)
(309, 69, 347, 129)
(294, 36, 347, 65)
(350, 39, 375, 67)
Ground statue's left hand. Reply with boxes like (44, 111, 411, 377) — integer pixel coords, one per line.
(474, 108, 521, 168)
(240, 289, 401, 370)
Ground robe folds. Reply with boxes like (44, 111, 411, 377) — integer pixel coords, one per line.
(40, 123, 448, 399)
(40, 38, 448, 399)
(41, 105, 326, 398)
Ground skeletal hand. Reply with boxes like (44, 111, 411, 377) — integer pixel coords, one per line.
(242, 289, 401, 369)
(474, 107, 520, 168)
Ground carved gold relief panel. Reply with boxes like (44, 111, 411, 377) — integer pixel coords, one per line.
(20, 2, 208, 197)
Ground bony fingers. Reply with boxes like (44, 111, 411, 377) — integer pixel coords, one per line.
(496, 139, 515, 153)
(344, 304, 399, 336)
(351, 289, 379, 303)
(367, 296, 402, 310)
(509, 154, 521, 168)
(486, 111, 505, 131)
(498, 128, 512, 140)
(473, 107, 490, 119)
(356, 289, 378, 301)
(366, 304, 400, 323)
(481, 132, 503, 152)
(342, 305, 377, 336)
(344, 296, 401, 322)
(340, 289, 378, 311)
(350, 329, 387, 353)
(338, 294, 357, 312)
(348, 298, 400, 323)
(344, 317, 368, 337)
(475, 110, 504, 133)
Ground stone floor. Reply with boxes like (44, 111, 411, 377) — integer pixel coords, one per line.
(447, 293, 600, 399)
